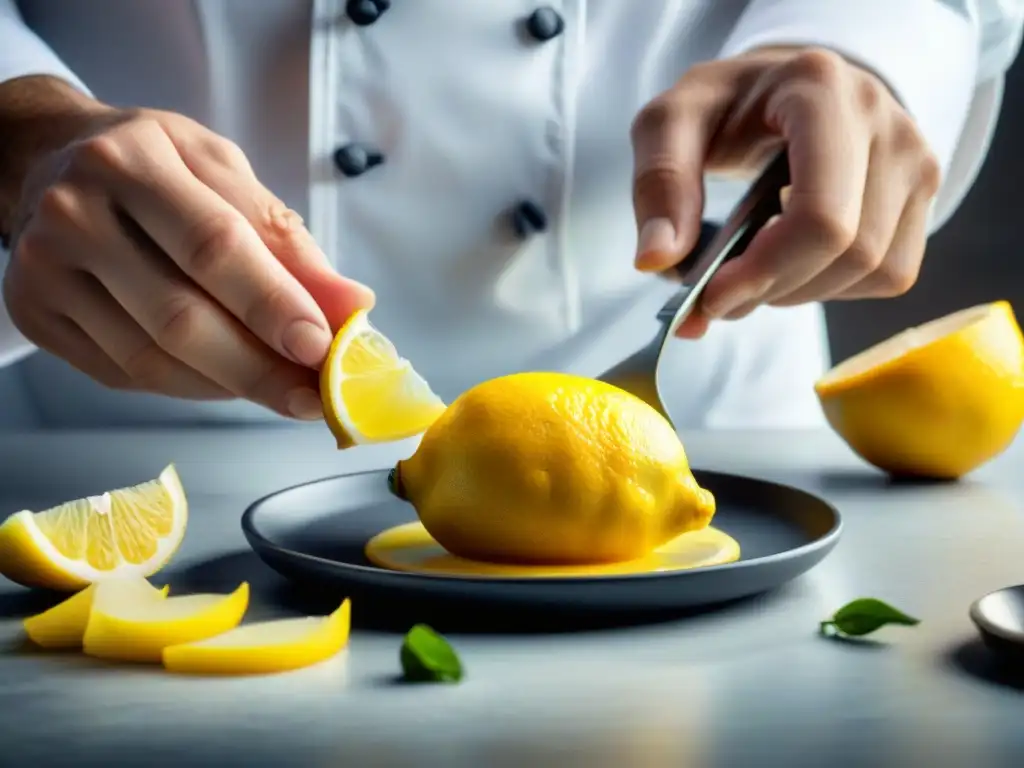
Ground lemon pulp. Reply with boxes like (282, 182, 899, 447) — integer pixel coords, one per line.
(0, 464, 187, 591)
(320, 309, 446, 448)
(815, 300, 1024, 478)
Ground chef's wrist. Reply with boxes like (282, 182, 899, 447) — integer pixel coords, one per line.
(0, 75, 119, 247)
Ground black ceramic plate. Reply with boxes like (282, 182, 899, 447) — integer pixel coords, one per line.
(242, 469, 842, 614)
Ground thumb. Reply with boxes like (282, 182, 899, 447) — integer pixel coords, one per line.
(630, 95, 714, 273)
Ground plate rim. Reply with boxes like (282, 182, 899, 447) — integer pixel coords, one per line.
(241, 467, 844, 585)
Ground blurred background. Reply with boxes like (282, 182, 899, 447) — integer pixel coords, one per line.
(826, 54, 1024, 361)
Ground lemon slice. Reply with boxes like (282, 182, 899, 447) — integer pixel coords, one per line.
(0, 465, 188, 591)
(815, 301, 1024, 478)
(162, 599, 351, 675)
(83, 582, 249, 663)
(23, 577, 169, 650)
(320, 309, 446, 448)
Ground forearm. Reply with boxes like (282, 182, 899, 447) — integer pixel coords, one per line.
(0, 75, 113, 246)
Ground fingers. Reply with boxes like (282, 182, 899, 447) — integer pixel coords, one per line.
(766, 141, 913, 307)
(630, 68, 733, 273)
(831, 185, 931, 301)
(78, 203, 323, 419)
(828, 119, 940, 301)
(6, 113, 340, 417)
(6, 265, 137, 392)
(56, 271, 233, 400)
(176, 138, 375, 332)
(3, 204, 134, 391)
(699, 54, 871, 321)
(19, 310, 136, 391)
(67, 121, 336, 368)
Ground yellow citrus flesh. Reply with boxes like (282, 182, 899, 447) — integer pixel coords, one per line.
(162, 599, 351, 675)
(0, 465, 188, 591)
(815, 301, 1024, 479)
(395, 371, 717, 565)
(320, 309, 446, 448)
(22, 578, 169, 650)
(83, 582, 249, 663)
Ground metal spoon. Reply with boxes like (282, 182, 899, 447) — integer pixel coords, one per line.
(596, 150, 791, 426)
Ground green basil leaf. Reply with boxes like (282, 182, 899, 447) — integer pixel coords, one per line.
(820, 598, 920, 637)
(400, 624, 464, 683)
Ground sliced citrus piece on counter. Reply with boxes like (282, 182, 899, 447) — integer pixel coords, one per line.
(83, 582, 249, 663)
(0, 465, 188, 591)
(815, 300, 1024, 479)
(320, 309, 447, 448)
(23, 577, 169, 650)
(162, 599, 351, 675)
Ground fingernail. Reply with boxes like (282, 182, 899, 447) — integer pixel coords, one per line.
(282, 320, 333, 367)
(635, 218, 677, 271)
(286, 387, 323, 420)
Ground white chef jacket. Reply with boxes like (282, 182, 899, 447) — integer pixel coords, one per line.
(0, 0, 1020, 429)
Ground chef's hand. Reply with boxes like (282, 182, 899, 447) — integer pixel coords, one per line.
(2, 78, 374, 418)
(630, 47, 941, 338)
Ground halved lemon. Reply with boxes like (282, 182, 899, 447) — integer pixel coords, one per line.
(320, 309, 446, 448)
(815, 301, 1024, 479)
(83, 582, 249, 663)
(162, 599, 351, 675)
(23, 577, 169, 650)
(0, 465, 188, 591)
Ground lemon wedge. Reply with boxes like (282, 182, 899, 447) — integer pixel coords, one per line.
(23, 577, 169, 650)
(816, 301, 1024, 478)
(320, 309, 446, 448)
(83, 582, 249, 663)
(162, 599, 351, 675)
(0, 465, 188, 591)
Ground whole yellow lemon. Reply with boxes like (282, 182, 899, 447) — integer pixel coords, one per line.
(392, 372, 716, 565)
